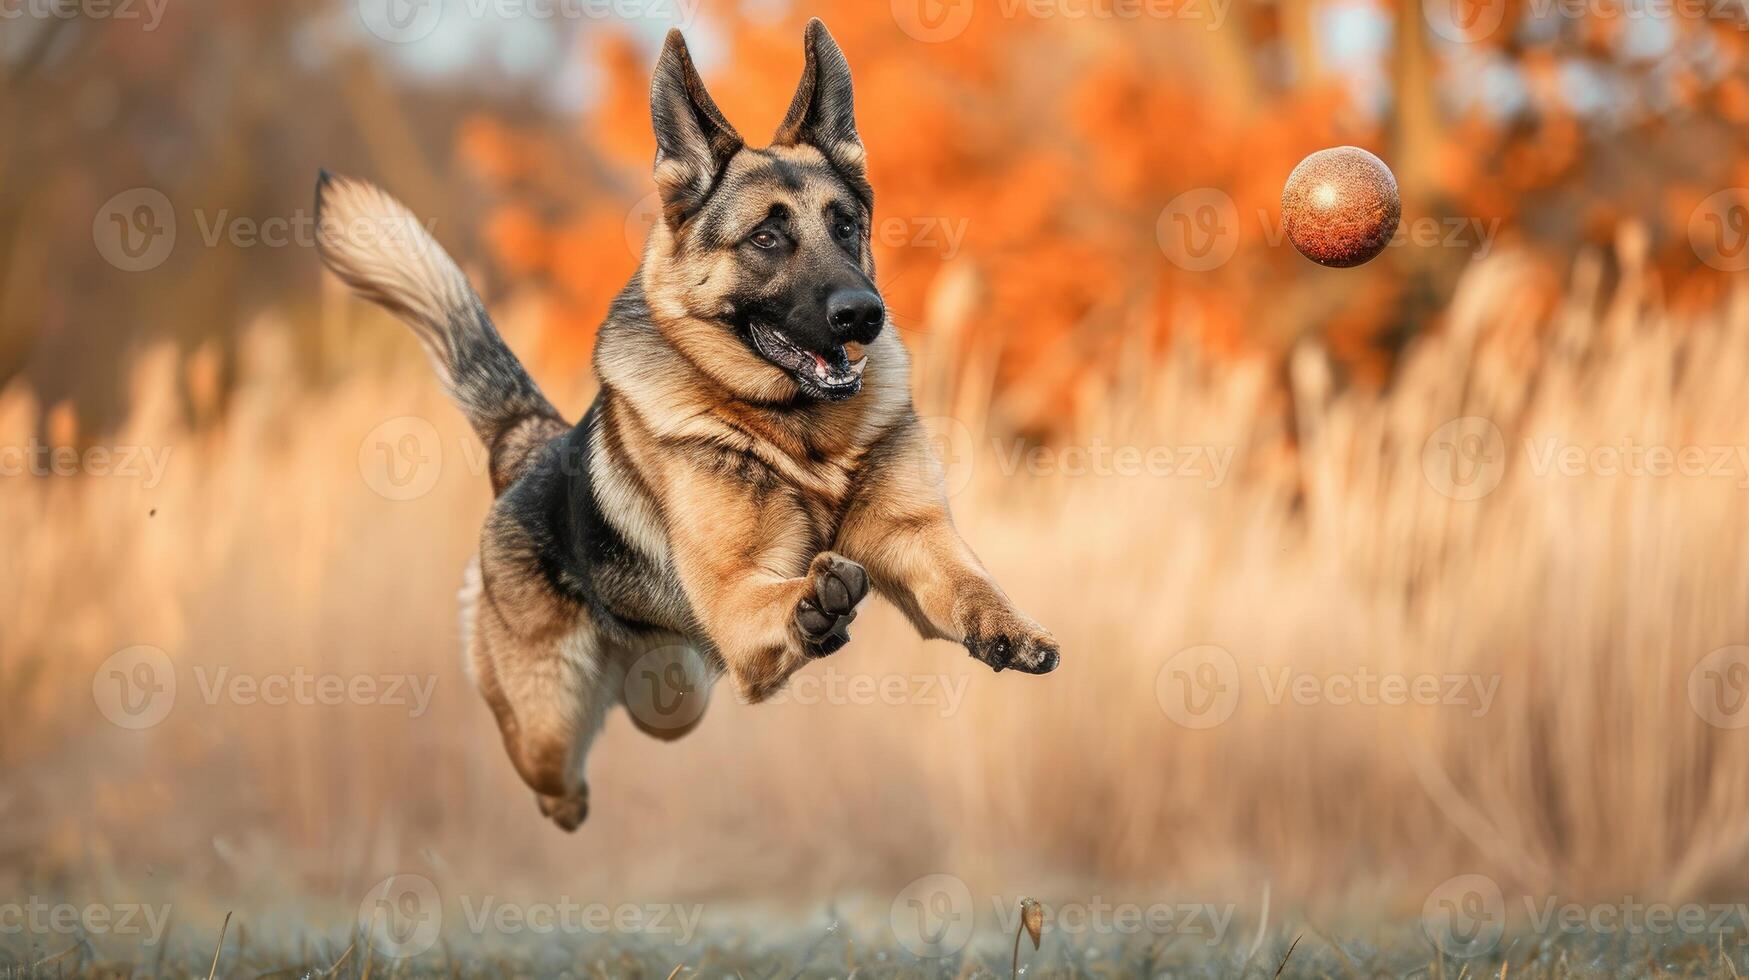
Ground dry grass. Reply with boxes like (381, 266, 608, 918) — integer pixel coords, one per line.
(5, 235, 1749, 971)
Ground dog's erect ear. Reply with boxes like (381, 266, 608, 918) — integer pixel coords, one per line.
(651, 29, 743, 227)
(772, 19, 869, 205)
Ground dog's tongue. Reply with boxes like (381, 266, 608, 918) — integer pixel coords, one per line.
(810, 351, 830, 373)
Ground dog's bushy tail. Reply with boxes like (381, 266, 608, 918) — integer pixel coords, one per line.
(314, 171, 563, 491)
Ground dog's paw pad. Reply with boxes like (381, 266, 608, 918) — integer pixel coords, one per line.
(812, 628, 851, 656)
(813, 554, 868, 615)
(965, 632, 1060, 675)
(796, 553, 867, 657)
(796, 597, 837, 637)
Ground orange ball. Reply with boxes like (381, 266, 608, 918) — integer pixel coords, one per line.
(1281, 146, 1400, 268)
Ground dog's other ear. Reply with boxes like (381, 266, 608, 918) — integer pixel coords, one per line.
(772, 18, 870, 205)
(651, 29, 743, 226)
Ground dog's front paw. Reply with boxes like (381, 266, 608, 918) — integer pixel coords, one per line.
(963, 611, 1060, 675)
(795, 552, 868, 657)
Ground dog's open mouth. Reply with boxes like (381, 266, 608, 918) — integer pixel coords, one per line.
(747, 323, 866, 400)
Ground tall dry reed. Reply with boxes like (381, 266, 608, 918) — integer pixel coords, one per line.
(4, 235, 1748, 927)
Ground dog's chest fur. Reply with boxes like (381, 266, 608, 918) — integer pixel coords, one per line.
(518, 305, 910, 645)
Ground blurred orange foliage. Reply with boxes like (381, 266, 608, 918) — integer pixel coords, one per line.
(8, 0, 1748, 433)
(446, 1, 1749, 433)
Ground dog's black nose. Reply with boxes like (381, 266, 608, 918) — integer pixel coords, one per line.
(826, 288, 884, 341)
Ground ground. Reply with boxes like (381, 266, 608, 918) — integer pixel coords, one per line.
(8, 922, 1749, 979)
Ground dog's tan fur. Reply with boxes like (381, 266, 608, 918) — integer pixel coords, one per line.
(317, 19, 1057, 831)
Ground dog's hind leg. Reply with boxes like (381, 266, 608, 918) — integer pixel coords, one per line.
(468, 578, 615, 832)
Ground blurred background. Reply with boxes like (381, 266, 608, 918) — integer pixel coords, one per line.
(7, 0, 1749, 972)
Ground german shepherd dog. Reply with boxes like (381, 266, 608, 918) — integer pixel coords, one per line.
(315, 19, 1058, 831)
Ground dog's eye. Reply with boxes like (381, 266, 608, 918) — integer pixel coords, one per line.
(833, 219, 857, 242)
(749, 229, 781, 250)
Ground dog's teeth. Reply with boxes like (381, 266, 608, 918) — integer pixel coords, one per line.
(849, 358, 867, 376)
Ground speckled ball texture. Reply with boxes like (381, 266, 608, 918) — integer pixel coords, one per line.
(1281, 146, 1401, 268)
